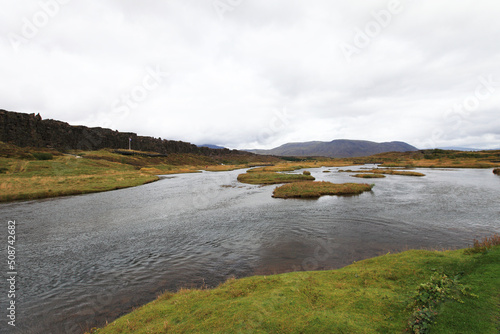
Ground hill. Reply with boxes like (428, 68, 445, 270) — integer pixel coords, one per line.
(248, 139, 418, 158)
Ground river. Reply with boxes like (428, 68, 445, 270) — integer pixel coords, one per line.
(1, 166, 499, 333)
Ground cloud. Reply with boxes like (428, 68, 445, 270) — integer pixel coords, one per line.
(2, 0, 500, 150)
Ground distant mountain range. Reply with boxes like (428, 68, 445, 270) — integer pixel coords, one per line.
(434, 147, 482, 151)
(247, 139, 418, 158)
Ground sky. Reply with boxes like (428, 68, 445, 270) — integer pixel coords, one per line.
(1, 0, 500, 150)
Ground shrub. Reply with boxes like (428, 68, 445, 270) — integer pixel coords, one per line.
(493, 168, 500, 175)
(407, 273, 477, 333)
(464, 234, 500, 254)
(32, 152, 53, 160)
(303, 171, 311, 176)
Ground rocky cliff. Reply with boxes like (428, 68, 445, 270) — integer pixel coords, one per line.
(0, 109, 242, 156)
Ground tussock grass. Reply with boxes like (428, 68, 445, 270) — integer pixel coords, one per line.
(237, 172, 315, 185)
(370, 149, 500, 169)
(90, 245, 500, 334)
(0, 143, 280, 202)
(352, 173, 386, 179)
(361, 169, 425, 177)
(247, 165, 304, 173)
(272, 181, 374, 198)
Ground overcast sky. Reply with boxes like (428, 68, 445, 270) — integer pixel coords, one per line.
(1, 0, 500, 149)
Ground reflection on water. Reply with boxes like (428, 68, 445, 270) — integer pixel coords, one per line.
(1, 166, 499, 333)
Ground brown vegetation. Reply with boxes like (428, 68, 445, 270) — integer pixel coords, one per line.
(272, 181, 374, 198)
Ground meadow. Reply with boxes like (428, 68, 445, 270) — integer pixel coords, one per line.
(2, 142, 499, 203)
(0, 142, 275, 202)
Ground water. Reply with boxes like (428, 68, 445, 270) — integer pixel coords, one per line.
(1, 166, 499, 333)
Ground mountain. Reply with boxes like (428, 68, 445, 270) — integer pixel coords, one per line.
(247, 139, 418, 158)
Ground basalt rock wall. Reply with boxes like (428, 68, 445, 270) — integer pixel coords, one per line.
(0, 109, 241, 156)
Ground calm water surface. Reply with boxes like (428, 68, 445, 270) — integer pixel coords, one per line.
(1, 166, 499, 333)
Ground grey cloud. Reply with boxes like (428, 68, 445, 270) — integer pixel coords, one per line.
(2, 0, 499, 150)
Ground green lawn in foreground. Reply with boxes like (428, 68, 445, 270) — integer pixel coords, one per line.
(90, 246, 500, 334)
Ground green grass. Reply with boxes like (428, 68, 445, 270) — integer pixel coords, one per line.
(0, 155, 159, 202)
(90, 245, 500, 334)
(237, 172, 315, 185)
(272, 181, 374, 198)
(0, 142, 281, 202)
(351, 173, 386, 179)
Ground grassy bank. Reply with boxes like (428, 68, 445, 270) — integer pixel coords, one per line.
(272, 181, 374, 198)
(0, 142, 279, 202)
(237, 171, 315, 185)
(0, 154, 159, 202)
(90, 242, 500, 334)
(340, 169, 425, 177)
(367, 149, 500, 169)
(352, 173, 386, 179)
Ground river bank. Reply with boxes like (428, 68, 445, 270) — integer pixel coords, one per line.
(2, 143, 499, 203)
(3, 166, 499, 333)
(91, 241, 500, 333)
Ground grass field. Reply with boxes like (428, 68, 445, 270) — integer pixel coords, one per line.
(0, 154, 159, 202)
(0, 142, 278, 202)
(2, 142, 499, 202)
(89, 239, 500, 334)
(272, 181, 374, 198)
(367, 149, 500, 169)
(237, 172, 315, 185)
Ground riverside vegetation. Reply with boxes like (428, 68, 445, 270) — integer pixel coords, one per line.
(272, 181, 374, 198)
(237, 168, 374, 198)
(2, 141, 500, 202)
(89, 236, 500, 334)
(0, 141, 277, 202)
(339, 169, 426, 177)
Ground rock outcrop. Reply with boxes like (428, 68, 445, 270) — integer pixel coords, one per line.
(0, 110, 242, 157)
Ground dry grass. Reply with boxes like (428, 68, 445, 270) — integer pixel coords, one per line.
(0, 171, 157, 202)
(360, 169, 425, 177)
(272, 181, 374, 198)
(465, 234, 500, 254)
(237, 172, 315, 185)
(351, 173, 386, 179)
